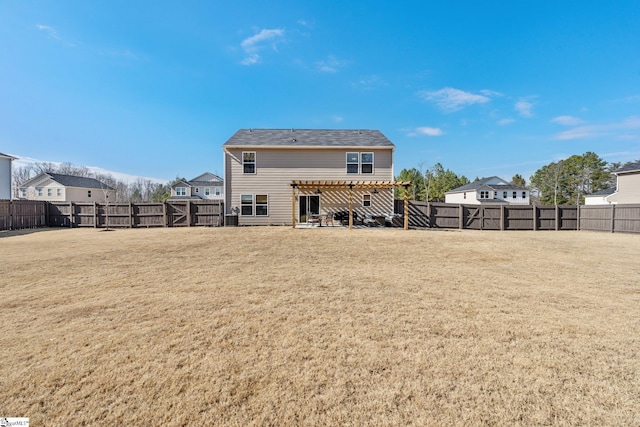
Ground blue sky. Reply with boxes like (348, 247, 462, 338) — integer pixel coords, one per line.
(2, 1, 639, 182)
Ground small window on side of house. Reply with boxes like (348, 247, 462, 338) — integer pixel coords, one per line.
(195, 188, 199, 193)
(513, 191, 517, 198)
(57, 188, 62, 196)
(204, 187, 210, 196)
(47, 188, 52, 196)
(363, 194, 371, 207)
(522, 191, 526, 199)
(37, 187, 42, 196)
(21, 189, 27, 197)
(503, 191, 507, 198)
(215, 188, 221, 196)
(88, 190, 92, 198)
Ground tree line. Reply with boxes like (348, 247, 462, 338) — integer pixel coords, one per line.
(13, 162, 183, 202)
(395, 152, 636, 205)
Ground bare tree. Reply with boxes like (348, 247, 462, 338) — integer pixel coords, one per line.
(12, 165, 33, 198)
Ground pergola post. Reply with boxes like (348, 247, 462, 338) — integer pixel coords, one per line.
(348, 184, 354, 230)
(403, 184, 409, 230)
(291, 184, 297, 229)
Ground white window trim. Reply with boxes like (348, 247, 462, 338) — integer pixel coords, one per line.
(361, 152, 374, 174)
(176, 187, 187, 196)
(362, 193, 372, 207)
(240, 194, 254, 216)
(346, 152, 359, 174)
(204, 187, 210, 196)
(242, 151, 256, 174)
(255, 194, 269, 216)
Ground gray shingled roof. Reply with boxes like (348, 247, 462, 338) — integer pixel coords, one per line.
(587, 187, 616, 196)
(222, 129, 395, 148)
(447, 176, 527, 194)
(0, 152, 17, 159)
(614, 161, 640, 174)
(47, 173, 115, 190)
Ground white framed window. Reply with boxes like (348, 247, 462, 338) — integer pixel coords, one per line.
(480, 190, 489, 199)
(463, 192, 466, 199)
(493, 191, 498, 199)
(522, 191, 526, 199)
(241, 194, 253, 215)
(57, 188, 62, 196)
(346, 152, 359, 174)
(361, 152, 374, 174)
(503, 191, 507, 198)
(195, 187, 199, 193)
(215, 188, 221, 196)
(512, 191, 517, 199)
(256, 195, 268, 216)
(37, 187, 42, 196)
(204, 187, 210, 196)
(47, 188, 52, 196)
(243, 152, 256, 174)
(176, 187, 186, 196)
(21, 189, 27, 198)
(88, 190, 92, 198)
(362, 194, 371, 207)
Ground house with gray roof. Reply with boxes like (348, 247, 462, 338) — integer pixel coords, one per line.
(592, 161, 640, 205)
(445, 176, 530, 205)
(223, 129, 397, 226)
(18, 172, 115, 202)
(0, 152, 17, 199)
(169, 172, 224, 200)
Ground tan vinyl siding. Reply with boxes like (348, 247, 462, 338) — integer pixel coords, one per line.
(608, 173, 640, 204)
(225, 147, 394, 225)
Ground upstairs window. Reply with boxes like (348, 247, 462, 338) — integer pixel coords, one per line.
(204, 187, 210, 196)
(346, 152, 359, 174)
(176, 187, 186, 196)
(47, 188, 52, 196)
(88, 190, 92, 198)
(243, 152, 256, 174)
(522, 191, 526, 199)
(57, 189, 62, 196)
(480, 190, 489, 199)
(361, 152, 374, 174)
(346, 152, 374, 174)
(195, 188, 199, 193)
(215, 188, 221, 196)
(503, 191, 507, 198)
(21, 188, 27, 198)
(513, 191, 517, 198)
(37, 187, 43, 196)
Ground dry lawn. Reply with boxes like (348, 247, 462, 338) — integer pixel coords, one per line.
(1, 227, 639, 426)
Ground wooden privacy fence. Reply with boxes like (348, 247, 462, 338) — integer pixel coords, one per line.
(47, 200, 224, 228)
(393, 201, 640, 233)
(0, 200, 48, 231)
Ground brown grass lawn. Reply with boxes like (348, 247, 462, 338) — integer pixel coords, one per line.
(1, 227, 639, 426)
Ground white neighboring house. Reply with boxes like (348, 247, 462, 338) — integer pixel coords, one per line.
(601, 161, 640, 204)
(0, 152, 17, 200)
(445, 176, 530, 205)
(584, 187, 616, 205)
(18, 172, 115, 202)
(169, 172, 224, 200)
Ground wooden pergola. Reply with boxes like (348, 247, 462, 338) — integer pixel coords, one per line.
(290, 180, 412, 230)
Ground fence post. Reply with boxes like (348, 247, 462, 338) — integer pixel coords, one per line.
(532, 204, 537, 231)
(129, 202, 133, 228)
(69, 202, 74, 228)
(93, 202, 97, 228)
(9, 200, 13, 230)
(163, 202, 167, 227)
(500, 204, 505, 231)
(576, 205, 580, 231)
(187, 201, 192, 226)
(459, 205, 464, 230)
(555, 205, 559, 231)
(610, 204, 615, 233)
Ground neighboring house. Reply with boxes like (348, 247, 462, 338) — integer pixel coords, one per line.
(0, 152, 17, 200)
(603, 161, 640, 204)
(223, 129, 397, 226)
(169, 172, 224, 200)
(584, 187, 616, 205)
(18, 172, 115, 202)
(445, 176, 530, 205)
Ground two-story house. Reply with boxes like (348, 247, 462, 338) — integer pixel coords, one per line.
(169, 172, 224, 200)
(18, 172, 116, 202)
(445, 176, 530, 205)
(0, 152, 17, 200)
(601, 161, 640, 204)
(223, 129, 404, 226)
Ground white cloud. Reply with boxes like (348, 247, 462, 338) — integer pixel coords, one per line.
(418, 87, 492, 112)
(479, 89, 504, 97)
(315, 55, 348, 73)
(240, 28, 285, 65)
(551, 115, 584, 126)
(515, 99, 534, 118)
(497, 118, 515, 126)
(37, 24, 61, 40)
(332, 116, 344, 123)
(553, 116, 640, 140)
(407, 127, 444, 137)
(351, 75, 387, 90)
